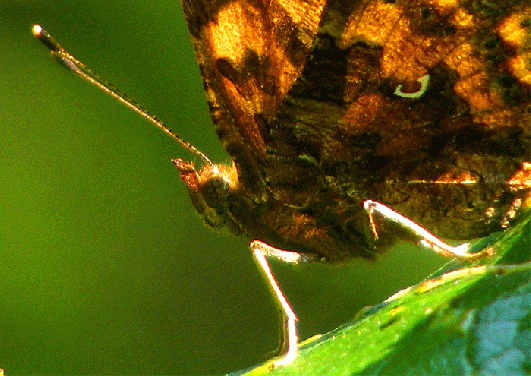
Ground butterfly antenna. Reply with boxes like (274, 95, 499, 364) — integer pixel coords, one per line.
(32, 25, 213, 168)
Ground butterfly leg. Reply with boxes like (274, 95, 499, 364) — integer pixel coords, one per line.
(250, 240, 300, 367)
(363, 200, 492, 260)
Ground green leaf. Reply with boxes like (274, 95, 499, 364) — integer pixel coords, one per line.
(235, 209, 531, 375)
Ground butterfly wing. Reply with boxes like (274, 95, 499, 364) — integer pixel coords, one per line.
(181, 0, 530, 257)
(263, 0, 530, 240)
(181, 0, 327, 199)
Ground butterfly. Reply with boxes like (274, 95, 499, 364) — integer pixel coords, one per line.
(34, 0, 530, 368)
(177, 0, 530, 366)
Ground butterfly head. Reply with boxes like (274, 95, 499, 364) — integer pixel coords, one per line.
(172, 158, 244, 235)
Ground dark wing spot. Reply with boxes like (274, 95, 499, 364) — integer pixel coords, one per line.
(469, 0, 521, 19)
(216, 58, 243, 86)
(216, 50, 271, 89)
(493, 73, 527, 106)
(289, 35, 349, 104)
(479, 33, 513, 66)
(406, 4, 456, 37)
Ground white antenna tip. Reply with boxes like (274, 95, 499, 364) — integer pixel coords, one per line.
(32, 24, 43, 37)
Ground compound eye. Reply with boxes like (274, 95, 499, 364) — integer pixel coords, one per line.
(202, 176, 230, 211)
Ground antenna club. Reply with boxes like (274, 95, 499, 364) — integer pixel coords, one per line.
(32, 24, 62, 52)
(32, 24, 43, 37)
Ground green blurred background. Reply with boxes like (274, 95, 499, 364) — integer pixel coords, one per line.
(0, 1, 448, 374)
